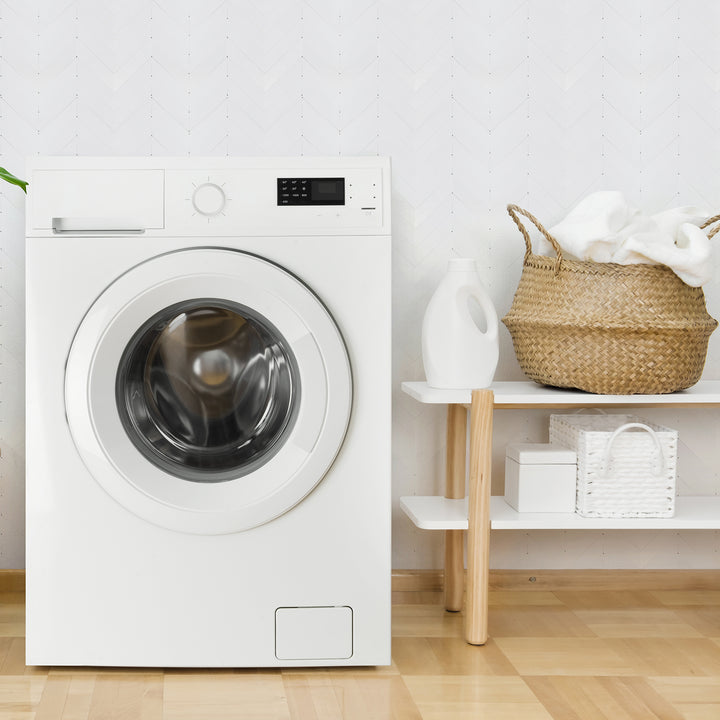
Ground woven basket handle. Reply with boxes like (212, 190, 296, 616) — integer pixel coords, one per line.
(600, 422, 665, 478)
(700, 213, 720, 239)
(507, 204, 564, 273)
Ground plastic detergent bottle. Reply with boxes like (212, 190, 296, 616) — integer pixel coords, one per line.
(421, 258, 499, 389)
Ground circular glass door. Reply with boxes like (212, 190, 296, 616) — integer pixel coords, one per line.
(65, 249, 352, 535)
(116, 299, 300, 482)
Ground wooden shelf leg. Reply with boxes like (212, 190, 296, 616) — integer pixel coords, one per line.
(444, 404, 466, 612)
(465, 388, 494, 645)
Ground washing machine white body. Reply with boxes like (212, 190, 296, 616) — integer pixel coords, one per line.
(25, 157, 391, 667)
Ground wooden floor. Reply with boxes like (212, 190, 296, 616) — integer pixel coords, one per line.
(1, 580, 720, 719)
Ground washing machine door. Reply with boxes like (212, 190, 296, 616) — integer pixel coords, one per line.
(65, 249, 352, 534)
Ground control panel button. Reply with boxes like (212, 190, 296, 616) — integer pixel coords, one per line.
(277, 178, 344, 206)
(192, 183, 226, 216)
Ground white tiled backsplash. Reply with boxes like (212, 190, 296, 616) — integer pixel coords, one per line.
(2, 0, 719, 568)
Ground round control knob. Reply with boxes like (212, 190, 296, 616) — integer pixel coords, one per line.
(192, 183, 226, 217)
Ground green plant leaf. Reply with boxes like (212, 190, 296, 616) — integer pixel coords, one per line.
(0, 167, 28, 193)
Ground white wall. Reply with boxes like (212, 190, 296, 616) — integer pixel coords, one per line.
(2, 0, 720, 568)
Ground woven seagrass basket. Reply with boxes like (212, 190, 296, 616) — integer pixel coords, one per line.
(502, 204, 719, 394)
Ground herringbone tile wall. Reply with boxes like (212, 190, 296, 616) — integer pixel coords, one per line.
(2, 0, 719, 568)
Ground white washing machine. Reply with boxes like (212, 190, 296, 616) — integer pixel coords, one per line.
(25, 156, 391, 667)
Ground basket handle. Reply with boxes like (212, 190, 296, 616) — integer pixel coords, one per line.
(600, 422, 665, 478)
(507, 204, 564, 274)
(700, 213, 720, 239)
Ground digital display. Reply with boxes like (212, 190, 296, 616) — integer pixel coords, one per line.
(313, 180, 339, 196)
(277, 178, 345, 206)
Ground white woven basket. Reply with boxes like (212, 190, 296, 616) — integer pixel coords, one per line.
(549, 413, 678, 518)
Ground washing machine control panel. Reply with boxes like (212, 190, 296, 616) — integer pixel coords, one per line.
(163, 165, 385, 234)
(277, 178, 345, 206)
(25, 159, 389, 236)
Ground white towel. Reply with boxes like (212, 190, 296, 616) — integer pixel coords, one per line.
(651, 206, 709, 237)
(613, 221, 712, 287)
(537, 192, 713, 286)
(538, 191, 639, 262)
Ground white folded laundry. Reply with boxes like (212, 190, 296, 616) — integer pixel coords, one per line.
(613, 222, 712, 287)
(538, 191, 639, 262)
(650, 206, 709, 236)
(536, 192, 714, 286)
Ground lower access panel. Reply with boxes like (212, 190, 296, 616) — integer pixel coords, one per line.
(275, 606, 353, 660)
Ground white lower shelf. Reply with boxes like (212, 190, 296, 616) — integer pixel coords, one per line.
(400, 495, 720, 530)
(401, 380, 720, 407)
(400, 496, 470, 530)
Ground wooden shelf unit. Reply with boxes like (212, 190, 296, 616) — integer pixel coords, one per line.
(400, 380, 720, 645)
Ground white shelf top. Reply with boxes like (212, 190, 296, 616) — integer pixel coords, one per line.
(400, 495, 720, 530)
(400, 496, 470, 530)
(401, 380, 720, 407)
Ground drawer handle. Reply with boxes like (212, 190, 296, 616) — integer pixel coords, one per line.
(52, 217, 145, 234)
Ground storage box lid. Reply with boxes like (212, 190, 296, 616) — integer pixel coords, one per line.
(506, 443, 576, 464)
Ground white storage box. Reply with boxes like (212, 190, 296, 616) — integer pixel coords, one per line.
(549, 413, 678, 518)
(504, 443, 577, 512)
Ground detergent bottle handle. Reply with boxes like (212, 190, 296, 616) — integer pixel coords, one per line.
(463, 282, 498, 342)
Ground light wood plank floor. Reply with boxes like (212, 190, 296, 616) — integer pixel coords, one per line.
(1, 585, 719, 719)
